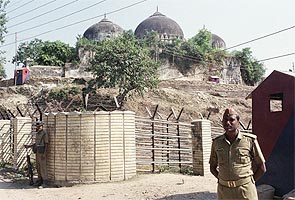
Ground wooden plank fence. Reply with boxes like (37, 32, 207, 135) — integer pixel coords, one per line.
(0, 120, 12, 164)
(0, 117, 34, 169)
(135, 116, 193, 173)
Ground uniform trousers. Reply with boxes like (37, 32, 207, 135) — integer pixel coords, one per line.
(217, 179, 258, 200)
(36, 153, 47, 181)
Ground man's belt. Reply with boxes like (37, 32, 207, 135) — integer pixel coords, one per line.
(218, 176, 252, 188)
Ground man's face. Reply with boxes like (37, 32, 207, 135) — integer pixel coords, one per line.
(36, 125, 42, 131)
(222, 114, 239, 133)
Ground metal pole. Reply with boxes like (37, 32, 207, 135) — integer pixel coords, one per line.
(14, 32, 17, 86)
(176, 108, 184, 172)
(16, 106, 24, 117)
(35, 103, 43, 121)
(151, 121, 155, 172)
(151, 105, 158, 172)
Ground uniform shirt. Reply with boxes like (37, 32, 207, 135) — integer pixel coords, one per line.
(209, 131, 265, 181)
(35, 129, 49, 147)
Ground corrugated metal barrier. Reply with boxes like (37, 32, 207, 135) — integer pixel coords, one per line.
(44, 111, 136, 185)
(0, 120, 12, 163)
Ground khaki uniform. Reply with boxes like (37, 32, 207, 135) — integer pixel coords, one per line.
(209, 131, 265, 200)
(35, 129, 49, 181)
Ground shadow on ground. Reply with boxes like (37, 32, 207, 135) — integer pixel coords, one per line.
(0, 167, 40, 189)
(158, 191, 217, 200)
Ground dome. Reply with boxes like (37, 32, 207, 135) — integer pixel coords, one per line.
(83, 17, 123, 41)
(135, 11, 184, 40)
(211, 33, 226, 49)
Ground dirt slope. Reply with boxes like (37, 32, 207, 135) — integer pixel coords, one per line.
(125, 78, 254, 127)
(0, 77, 255, 127)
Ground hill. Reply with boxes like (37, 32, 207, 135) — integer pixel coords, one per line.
(125, 78, 254, 127)
(0, 77, 255, 128)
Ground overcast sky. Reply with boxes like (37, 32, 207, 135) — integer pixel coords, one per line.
(2, 0, 295, 78)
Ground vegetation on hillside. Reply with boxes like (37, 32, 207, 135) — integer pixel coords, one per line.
(0, 0, 9, 79)
(12, 39, 78, 67)
(158, 28, 227, 73)
(233, 48, 265, 86)
(0, 57, 5, 79)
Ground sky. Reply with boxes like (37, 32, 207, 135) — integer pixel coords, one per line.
(2, 0, 295, 79)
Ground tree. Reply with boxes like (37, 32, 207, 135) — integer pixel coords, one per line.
(138, 31, 161, 61)
(13, 39, 43, 66)
(0, 0, 9, 78)
(162, 28, 213, 64)
(186, 28, 226, 64)
(234, 48, 265, 86)
(13, 39, 77, 66)
(159, 28, 227, 73)
(0, 56, 5, 79)
(188, 28, 213, 55)
(86, 31, 160, 108)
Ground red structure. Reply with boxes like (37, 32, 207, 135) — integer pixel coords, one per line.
(208, 75, 220, 83)
(14, 67, 30, 85)
(247, 70, 295, 196)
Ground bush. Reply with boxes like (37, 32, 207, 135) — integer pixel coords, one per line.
(48, 89, 67, 101)
(69, 87, 80, 95)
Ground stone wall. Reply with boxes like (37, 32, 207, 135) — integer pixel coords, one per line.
(0, 55, 243, 87)
(157, 57, 242, 83)
(29, 65, 64, 78)
(64, 63, 93, 78)
(221, 57, 243, 84)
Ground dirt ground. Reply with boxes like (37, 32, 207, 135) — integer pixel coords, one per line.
(0, 170, 218, 200)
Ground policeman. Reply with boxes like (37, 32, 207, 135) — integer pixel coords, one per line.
(209, 108, 266, 200)
(25, 121, 49, 188)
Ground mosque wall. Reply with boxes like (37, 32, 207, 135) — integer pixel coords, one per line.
(158, 60, 184, 80)
(157, 57, 242, 83)
(0, 53, 242, 87)
(29, 65, 64, 78)
(19, 56, 242, 84)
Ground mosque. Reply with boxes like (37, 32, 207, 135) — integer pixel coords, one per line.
(18, 9, 241, 84)
(80, 9, 241, 84)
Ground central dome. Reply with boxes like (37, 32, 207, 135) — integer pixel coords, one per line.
(135, 11, 184, 40)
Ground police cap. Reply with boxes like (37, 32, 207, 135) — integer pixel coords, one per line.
(35, 121, 44, 126)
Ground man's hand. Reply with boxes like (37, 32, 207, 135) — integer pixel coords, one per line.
(253, 162, 266, 181)
(210, 163, 219, 179)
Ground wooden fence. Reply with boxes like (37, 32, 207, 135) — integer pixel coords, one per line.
(135, 116, 193, 173)
(0, 120, 12, 164)
(0, 117, 33, 169)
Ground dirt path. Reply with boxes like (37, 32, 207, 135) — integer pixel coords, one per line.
(0, 173, 218, 200)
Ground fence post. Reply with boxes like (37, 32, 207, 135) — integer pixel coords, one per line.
(191, 119, 212, 176)
(151, 121, 155, 172)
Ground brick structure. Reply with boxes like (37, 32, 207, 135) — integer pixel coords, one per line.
(191, 120, 212, 176)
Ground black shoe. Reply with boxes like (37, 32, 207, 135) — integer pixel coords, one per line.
(38, 180, 49, 189)
(34, 179, 43, 186)
(38, 183, 47, 189)
(29, 180, 34, 186)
